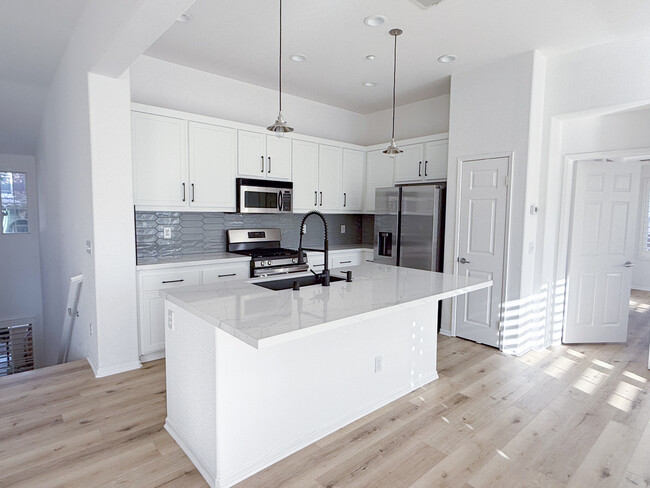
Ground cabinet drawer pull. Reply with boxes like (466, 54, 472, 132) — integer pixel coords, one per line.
(191, 183, 195, 202)
(182, 183, 186, 202)
(268, 156, 271, 173)
(314, 191, 318, 206)
(162, 279, 185, 284)
(418, 161, 422, 177)
(261, 155, 265, 172)
(340, 260, 352, 264)
(366, 259, 374, 262)
(218, 273, 237, 278)
(424, 160, 428, 177)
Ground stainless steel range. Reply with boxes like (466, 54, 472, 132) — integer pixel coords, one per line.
(227, 228, 308, 277)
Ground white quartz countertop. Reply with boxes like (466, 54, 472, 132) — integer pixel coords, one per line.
(162, 263, 492, 349)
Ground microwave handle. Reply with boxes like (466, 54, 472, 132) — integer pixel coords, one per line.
(278, 191, 283, 211)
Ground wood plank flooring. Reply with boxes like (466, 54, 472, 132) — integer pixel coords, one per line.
(1, 290, 648, 487)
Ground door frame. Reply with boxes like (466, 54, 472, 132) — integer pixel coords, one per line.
(555, 147, 650, 344)
(450, 152, 514, 349)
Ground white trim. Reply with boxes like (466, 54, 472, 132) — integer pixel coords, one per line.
(92, 360, 142, 378)
(640, 178, 650, 258)
(86, 354, 98, 376)
(165, 420, 217, 488)
(140, 350, 165, 363)
(450, 152, 513, 349)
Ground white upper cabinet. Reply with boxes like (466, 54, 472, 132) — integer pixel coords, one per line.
(423, 140, 448, 181)
(394, 139, 448, 184)
(342, 149, 365, 212)
(132, 112, 188, 206)
(237, 130, 291, 181)
(318, 145, 343, 211)
(292, 140, 319, 211)
(364, 150, 394, 213)
(188, 122, 237, 210)
(266, 136, 292, 180)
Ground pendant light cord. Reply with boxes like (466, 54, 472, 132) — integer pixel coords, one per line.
(279, 0, 283, 113)
(391, 31, 397, 141)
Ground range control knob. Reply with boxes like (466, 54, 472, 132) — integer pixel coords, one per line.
(267, 260, 273, 266)
(260, 261, 266, 267)
(292, 258, 298, 264)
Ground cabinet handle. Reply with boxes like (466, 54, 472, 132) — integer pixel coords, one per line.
(343, 193, 347, 207)
(418, 161, 422, 177)
(268, 156, 271, 173)
(261, 155, 265, 173)
(162, 279, 185, 284)
(218, 273, 236, 278)
(424, 161, 428, 177)
(191, 183, 195, 202)
(314, 191, 318, 206)
(319, 192, 323, 206)
(340, 260, 352, 264)
(182, 183, 186, 202)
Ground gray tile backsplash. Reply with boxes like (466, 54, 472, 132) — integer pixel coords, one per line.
(135, 211, 364, 264)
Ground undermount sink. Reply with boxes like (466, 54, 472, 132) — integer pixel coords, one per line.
(254, 274, 345, 291)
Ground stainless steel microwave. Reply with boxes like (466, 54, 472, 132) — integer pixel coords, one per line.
(236, 178, 293, 214)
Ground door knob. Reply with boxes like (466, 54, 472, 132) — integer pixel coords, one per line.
(458, 257, 470, 264)
(624, 261, 634, 268)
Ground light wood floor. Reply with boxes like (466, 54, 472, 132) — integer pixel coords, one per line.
(1, 291, 649, 488)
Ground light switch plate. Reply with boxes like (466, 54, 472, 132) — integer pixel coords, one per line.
(341, 224, 346, 234)
(163, 227, 172, 239)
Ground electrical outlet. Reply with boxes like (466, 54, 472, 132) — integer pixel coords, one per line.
(341, 224, 346, 234)
(375, 355, 382, 373)
(163, 226, 172, 239)
(85, 240, 92, 255)
(302, 224, 307, 234)
(167, 310, 175, 330)
(89, 323, 93, 336)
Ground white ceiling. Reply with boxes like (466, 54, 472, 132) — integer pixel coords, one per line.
(0, 0, 87, 155)
(146, 0, 650, 114)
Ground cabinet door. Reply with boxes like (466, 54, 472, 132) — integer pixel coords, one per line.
(423, 140, 448, 181)
(394, 144, 425, 183)
(266, 136, 292, 181)
(139, 290, 167, 356)
(132, 112, 188, 206)
(189, 122, 237, 210)
(238, 130, 266, 177)
(342, 149, 365, 212)
(318, 145, 343, 211)
(292, 140, 319, 211)
(364, 150, 394, 213)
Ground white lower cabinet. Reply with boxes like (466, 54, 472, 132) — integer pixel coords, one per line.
(331, 251, 363, 269)
(137, 261, 249, 361)
(363, 249, 374, 263)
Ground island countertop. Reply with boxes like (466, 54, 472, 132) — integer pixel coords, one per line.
(162, 263, 492, 349)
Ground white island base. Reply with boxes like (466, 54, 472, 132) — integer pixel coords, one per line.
(162, 265, 491, 488)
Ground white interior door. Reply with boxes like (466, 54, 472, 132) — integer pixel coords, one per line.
(564, 160, 641, 343)
(455, 157, 509, 347)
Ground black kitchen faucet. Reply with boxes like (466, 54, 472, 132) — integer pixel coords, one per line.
(297, 211, 330, 286)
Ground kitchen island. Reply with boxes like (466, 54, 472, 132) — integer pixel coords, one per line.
(162, 263, 491, 488)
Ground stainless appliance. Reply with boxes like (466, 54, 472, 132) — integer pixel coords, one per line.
(236, 178, 293, 214)
(374, 184, 445, 272)
(227, 228, 308, 277)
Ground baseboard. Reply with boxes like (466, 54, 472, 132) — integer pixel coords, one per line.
(438, 329, 453, 337)
(140, 350, 165, 363)
(86, 354, 98, 376)
(215, 371, 439, 488)
(632, 285, 650, 292)
(93, 360, 142, 378)
(165, 420, 216, 488)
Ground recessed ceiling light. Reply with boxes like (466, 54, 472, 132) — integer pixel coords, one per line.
(366, 55, 376, 61)
(364, 15, 387, 27)
(438, 54, 457, 63)
(176, 12, 192, 23)
(290, 54, 306, 62)
(362, 82, 377, 87)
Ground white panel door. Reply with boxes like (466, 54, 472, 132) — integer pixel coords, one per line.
(237, 130, 266, 177)
(564, 160, 641, 343)
(292, 140, 319, 211)
(188, 122, 237, 210)
(423, 140, 448, 181)
(456, 157, 509, 347)
(318, 145, 342, 211)
(132, 112, 188, 206)
(394, 144, 424, 183)
(364, 150, 394, 212)
(265, 135, 292, 181)
(342, 149, 365, 212)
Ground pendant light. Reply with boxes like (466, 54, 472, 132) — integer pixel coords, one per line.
(267, 0, 294, 136)
(383, 28, 403, 157)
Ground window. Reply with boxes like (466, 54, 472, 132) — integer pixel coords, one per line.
(0, 171, 28, 234)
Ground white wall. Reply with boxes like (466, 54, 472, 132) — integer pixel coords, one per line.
(537, 38, 650, 344)
(362, 95, 450, 146)
(130, 56, 367, 145)
(0, 154, 44, 365)
(442, 51, 546, 355)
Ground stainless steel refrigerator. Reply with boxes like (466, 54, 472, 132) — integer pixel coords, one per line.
(373, 184, 446, 272)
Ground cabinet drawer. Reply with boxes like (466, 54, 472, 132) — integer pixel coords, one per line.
(140, 270, 200, 291)
(331, 252, 362, 269)
(201, 263, 249, 283)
